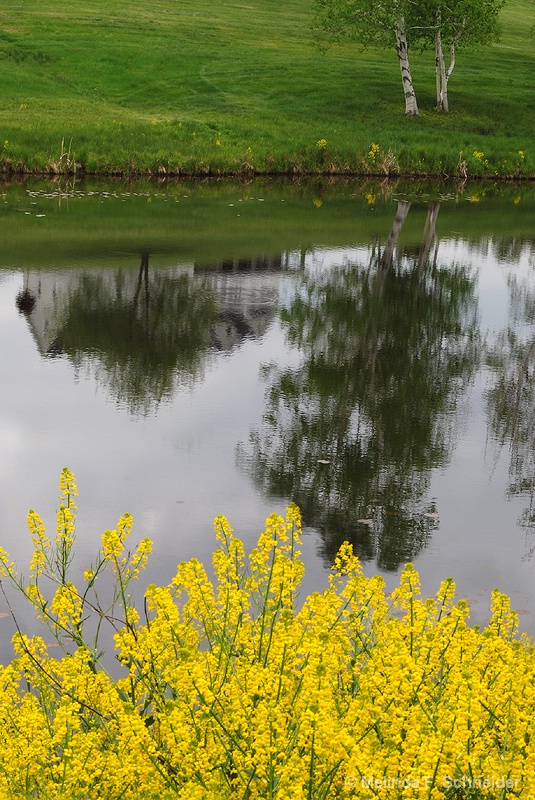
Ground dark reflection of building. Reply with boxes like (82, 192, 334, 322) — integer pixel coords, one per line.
(195, 254, 285, 273)
(18, 267, 179, 358)
(15, 252, 298, 411)
(19, 254, 294, 359)
(195, 253, 294, 352)
(15, 288, 37, 314)
(17, 264, 214, 413)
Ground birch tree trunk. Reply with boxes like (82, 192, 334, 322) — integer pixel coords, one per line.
(446, 39, 456, 104)
(435, 29, 449, 111)
(435, 20, 461, 112)
(395, 21, 419, 116)
(435, 31, 442, 109)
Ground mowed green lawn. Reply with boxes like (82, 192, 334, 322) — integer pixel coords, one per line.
(0, 0, 533, 176)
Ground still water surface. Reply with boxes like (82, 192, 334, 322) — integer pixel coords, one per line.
(1, 178, 534, 660)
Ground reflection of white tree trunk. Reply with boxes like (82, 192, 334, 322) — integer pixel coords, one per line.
(133, 252, 151, 334)
(133, 253, 150, 307)
(395, 21, 419, 116)
(376, 201, 440, 279)
(372, 200, 412, 298)
(418, 202, 441, 274)
(382, 200, 412, 270)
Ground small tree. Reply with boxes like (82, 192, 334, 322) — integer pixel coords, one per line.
(410, 0, 507, 111)
(314, 0, 507, 114)
(314, 0, 420, 115)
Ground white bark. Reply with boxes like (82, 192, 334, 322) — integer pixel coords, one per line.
(447, 41, 456, 85)
(435, 32, 441, 109)
(435, 17, 462, 112)
(435, 28, 449, 112)
(395, 21, 419, 116)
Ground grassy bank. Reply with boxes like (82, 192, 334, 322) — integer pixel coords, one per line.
(0, 0, 533, 177)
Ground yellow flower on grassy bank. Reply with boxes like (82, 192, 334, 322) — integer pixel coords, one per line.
(368, 142, 380, 163)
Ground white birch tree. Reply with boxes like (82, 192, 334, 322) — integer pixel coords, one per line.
(314, 0, 507, 114)
(395, 19, 419, 115)
(409, 0, 506, 111)
(314, 0, 421, 115)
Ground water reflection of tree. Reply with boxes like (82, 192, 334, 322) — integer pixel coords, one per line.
(54, 255, 217, 414)
(486, 265, 535, 537)
(241, 202, 480, 570)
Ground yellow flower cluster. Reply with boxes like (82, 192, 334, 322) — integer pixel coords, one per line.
(368, 142, 381, 163)
(0, 472, 533, 798)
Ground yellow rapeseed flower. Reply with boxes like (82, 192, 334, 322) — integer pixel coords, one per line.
(2, 472, 535, 798)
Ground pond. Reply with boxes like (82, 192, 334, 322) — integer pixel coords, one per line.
(1, 177, 534, 661)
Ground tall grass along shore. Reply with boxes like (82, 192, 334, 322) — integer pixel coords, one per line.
(0, 0, 533, 178)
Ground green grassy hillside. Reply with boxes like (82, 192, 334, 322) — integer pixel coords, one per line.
(0, 0, 533, 176)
